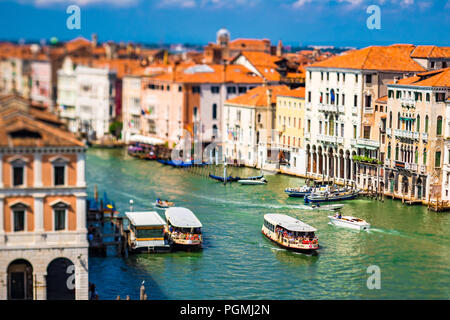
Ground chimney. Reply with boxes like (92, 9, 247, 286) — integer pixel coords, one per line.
(91, 33, 98, 48)
(267, 87, 272, 107)
(222, 62, 227, 83)
(276, 40, 283, 57)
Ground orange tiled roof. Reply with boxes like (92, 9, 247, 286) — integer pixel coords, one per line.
(411, 46, 450, 59)
(91, 58, 143, 78)
(309, 44, 425, 72)
(147, 64, 263, 84)
(225, 85, 289, 107)
(375, 95, 388, 103)
(278, 86, 305, 99)
(237, 51, 283, 81)
(229, 39, 271, 51)
(392, 68, 450, 88)
(0, 95, 83, 147)
(65, 36, 92, 52)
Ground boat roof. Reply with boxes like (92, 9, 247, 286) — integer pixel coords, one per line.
(125, 211, 166, 227)
(264, 214, 317, 232)
(165, 207, 202, 228)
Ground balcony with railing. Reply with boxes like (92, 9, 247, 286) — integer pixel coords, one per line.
(317, 134, 343, 145)
(422, 133, 428, 142)
(363, 107, 374, 114)
(317, 103, 344, 114)
(394, 129, 420, 140)
(351, 138, 380, 148)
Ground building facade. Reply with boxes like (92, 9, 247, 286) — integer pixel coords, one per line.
(384, 68, 450, 203)
(0, 95, 88, 300)
(275, 87, 307, 176)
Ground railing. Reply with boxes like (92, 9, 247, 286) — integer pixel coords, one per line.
(394, 129, 418, 140)
(405, 163, 418, 172)
(422, 133, 428, 142)
(363, 107, 374, 114)
(353, 138, 380, 148)
(386, 128, 392, 135)
(317, 134, 343, 144)
(317, 103, 343, 113)
(304, 133, 311, 140)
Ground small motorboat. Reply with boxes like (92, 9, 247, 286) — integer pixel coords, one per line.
(154, 199, 175, 209)
(328, 214, 370, 231)
(305, 189, 360, 203)
(238, 177, 267, 185)
(285, 186, 312, 197)
(310, 204, 344, 211)
(209, 174, 240, 183)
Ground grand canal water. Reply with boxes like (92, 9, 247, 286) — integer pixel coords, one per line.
(87, 148, 450, 300)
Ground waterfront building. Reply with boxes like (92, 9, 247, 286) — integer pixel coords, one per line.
(384, 68, 450, 203)
(57, 57, 118, 139)
(223, 84, 289, 167)
(140, 64, 264, 149)
(275, 87, 307, 176)
(122, 72, 144, 143)
(0, 95, 88, 300)
(204, 28, 276, 64)
(304, 44, 426, 188)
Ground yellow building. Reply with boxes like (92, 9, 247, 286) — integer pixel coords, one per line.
(275, 87, 306, 175)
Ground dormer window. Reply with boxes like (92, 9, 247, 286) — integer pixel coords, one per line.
(10, 157, 27, 187)
(51, 157, 69, 186)
(10, 202, 28, 232)
(50, 201, 69, 231)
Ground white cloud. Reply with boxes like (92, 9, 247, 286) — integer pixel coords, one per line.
(292, 0, 313, 8)
(158, 0, 197, 8)
(18, 0, 138, 6)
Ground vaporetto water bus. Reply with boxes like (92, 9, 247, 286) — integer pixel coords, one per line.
(125, 211, 171, 253)
(262, 214, 319, 253)
(165, 207, 203, 249)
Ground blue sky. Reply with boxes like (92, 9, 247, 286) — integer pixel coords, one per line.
(0, 0, 448, 47)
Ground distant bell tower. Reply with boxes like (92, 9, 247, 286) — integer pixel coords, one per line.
(216, 28, 230, 47)
(277, 40, 283, 57)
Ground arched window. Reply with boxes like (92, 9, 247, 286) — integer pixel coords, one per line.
(212, 124, 218, 139)
(389, 111, 393, 128)
(212, 104, 217, 120)
(387, 143, 391, 159)
(397, 112, 401, 129)
(423, 148, 427, 165)
(416, 115, 420, 132)
(395, 144, 399, 161)
(437, 116, 443, 135)
(415, 147, 419, 164)
(425, 115, 429, 133)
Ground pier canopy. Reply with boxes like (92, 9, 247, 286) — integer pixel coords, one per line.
(125, 211, 166, 227)
(129, 134, 165, 146)
(264, 214, 316, 232)
(165, 207, 202, 228)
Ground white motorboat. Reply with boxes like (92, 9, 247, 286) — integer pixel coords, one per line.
(311, 204, 344, 211)
(238, 177, 267, 185)
(328, 214, 370, 231)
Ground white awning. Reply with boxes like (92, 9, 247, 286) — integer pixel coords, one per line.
(264, 214, 316, 232)
(165, 207, 202, 228)
(129, 134, 165, 146)
(125, 211, 166, 227)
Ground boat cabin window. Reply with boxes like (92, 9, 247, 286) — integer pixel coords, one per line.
(168, 225, 201, 234)
(263, 219, 275, 232)
(135, 227, 164, 239)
